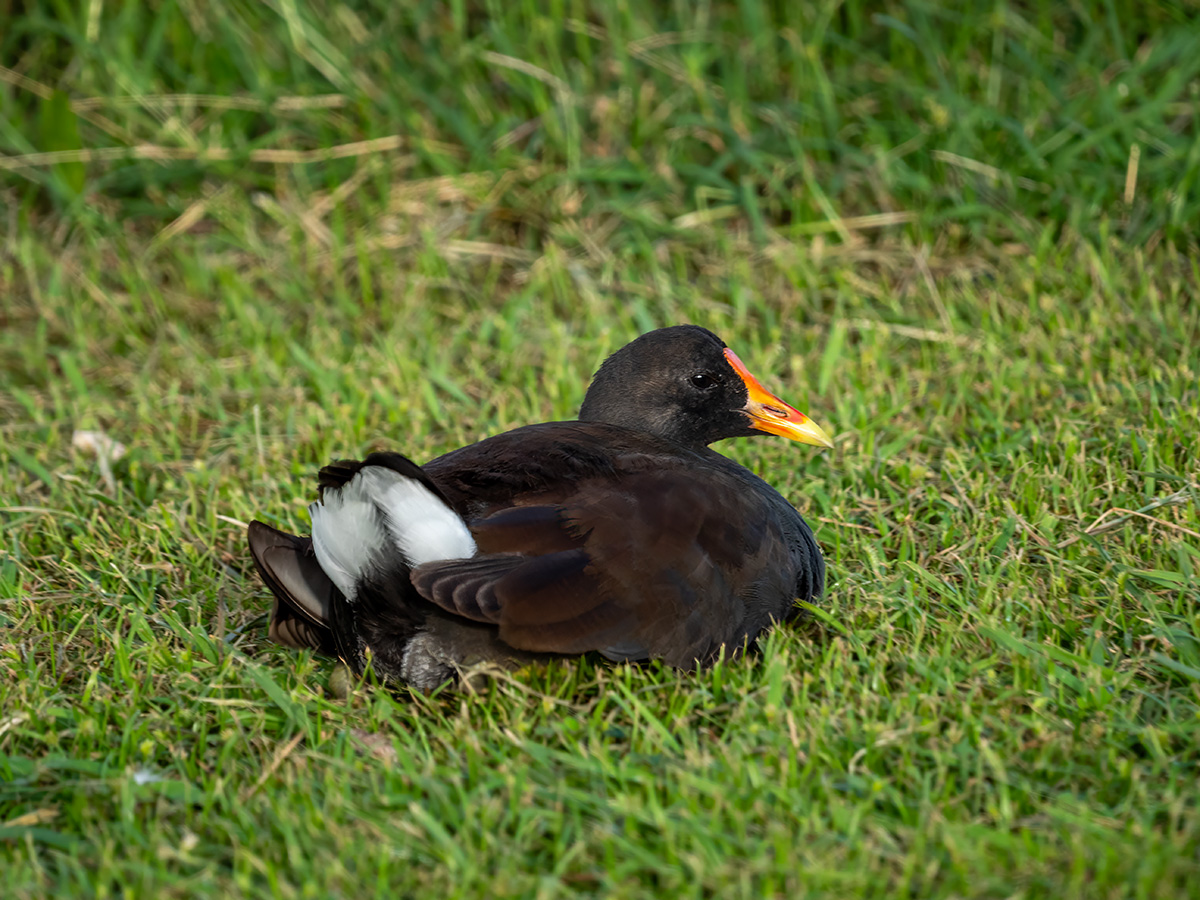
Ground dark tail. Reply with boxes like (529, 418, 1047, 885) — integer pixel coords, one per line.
(247, 520, 340, 656)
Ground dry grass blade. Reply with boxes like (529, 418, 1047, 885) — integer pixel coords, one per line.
(239, 732, 306, 802)
(480, 51, 572, 98)
(788, 211, 916, 236)
(71, 93, 349, 113)
(1005, 501, 1053, 548)
(933, 150, 1052, 194)
(0, 136, 408, 171)
(1057, 484, 1200, 549)
(149, 184, 234, 250)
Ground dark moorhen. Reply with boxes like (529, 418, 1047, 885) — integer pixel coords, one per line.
(248, 325, 833, 691)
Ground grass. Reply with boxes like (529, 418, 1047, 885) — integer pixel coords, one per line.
(2, 0, 1199, 896)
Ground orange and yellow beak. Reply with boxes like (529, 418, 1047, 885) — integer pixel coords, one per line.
(724, 348, 834, 449)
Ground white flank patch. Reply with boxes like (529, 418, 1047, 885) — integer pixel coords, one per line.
(359, 468, 477, 566)
(309, 466, 476, 601)
(309, 487, 388, 601)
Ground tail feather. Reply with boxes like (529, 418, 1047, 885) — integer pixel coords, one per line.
(247, 520, 339, 655)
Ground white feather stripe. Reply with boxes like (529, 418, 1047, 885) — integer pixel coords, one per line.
(308, 466, 477, 603)
(309, 493, 386, 601)
(358, 468, 477, 565)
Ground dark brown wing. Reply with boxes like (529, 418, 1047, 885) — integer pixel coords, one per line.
(411, 462, 797, 669)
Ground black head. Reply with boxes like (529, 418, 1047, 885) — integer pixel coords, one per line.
(578, 325, 833, 450)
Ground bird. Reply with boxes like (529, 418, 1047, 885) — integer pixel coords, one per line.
(247, 325, 833, 692)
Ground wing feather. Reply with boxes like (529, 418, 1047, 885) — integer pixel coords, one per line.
(408, 465, 803, 667)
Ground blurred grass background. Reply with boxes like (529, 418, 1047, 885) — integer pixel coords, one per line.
(2, 1, 1199, 897)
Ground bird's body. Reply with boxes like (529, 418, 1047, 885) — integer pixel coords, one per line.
(249, 326, 832, 691)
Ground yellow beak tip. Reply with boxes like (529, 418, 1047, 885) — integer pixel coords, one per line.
(805, 424, 835, 450)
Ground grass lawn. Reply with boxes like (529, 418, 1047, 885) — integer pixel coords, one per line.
(2, 1, 1199, 896)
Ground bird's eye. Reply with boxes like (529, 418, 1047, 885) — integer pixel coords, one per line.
(690, 373, 719, 390)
